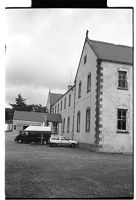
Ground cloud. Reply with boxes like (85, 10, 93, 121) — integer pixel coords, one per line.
(5, 9, 132, 106)
(6, 85, 60, 106)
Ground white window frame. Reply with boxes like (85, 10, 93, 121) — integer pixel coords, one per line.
(87, 73, 91, 92)
(77, 111, 80, 132)
(117, 106, 129, 133)
(117, 68, 128, 90)
(86, 107, 90, 132)
(78, 81, 82, 98)
(63, 118, 65, 133)
(67, 117, 70, 133)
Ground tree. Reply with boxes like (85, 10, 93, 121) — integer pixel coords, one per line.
(10, 94, 27, 111)
(26, 104, 47, 113)
(9, 94, 47, 113)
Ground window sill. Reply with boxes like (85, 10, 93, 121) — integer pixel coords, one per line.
(116, 130, 129, 134)
(117, 87, 128, 90)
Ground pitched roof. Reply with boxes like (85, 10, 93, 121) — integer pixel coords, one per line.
(46, 113, 62, 123)
(88, 39, 133, 64)
(13, 111, 46, 122)
(52, 85, 75, 106)
(50, 93, 63, 105)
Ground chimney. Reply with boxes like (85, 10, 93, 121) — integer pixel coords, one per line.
(86, 30, 89, 40)
(68, 85, 73, 90)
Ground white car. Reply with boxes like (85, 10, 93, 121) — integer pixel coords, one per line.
(49, 135, 78, 147)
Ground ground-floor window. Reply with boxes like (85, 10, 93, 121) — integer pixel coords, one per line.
(86, 107, 90, 132)
(117, 108, 127, 131)
(63, 118, 65, 133)
(67, 117, 70, 133)
(77, 111, 80, 132)
(52, 122, 58, 133)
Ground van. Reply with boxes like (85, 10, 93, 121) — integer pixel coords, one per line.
(14, 126, 51, 144)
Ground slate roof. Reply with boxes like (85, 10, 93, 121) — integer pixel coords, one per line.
(13, 111, 46, 122)
(46, 113, 62, 123)
(88, 39, 133, 64)
(50, 93, 63, 105)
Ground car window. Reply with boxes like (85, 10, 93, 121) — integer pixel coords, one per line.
(61, 137, 69, 140)
(51, 136, 59, 140)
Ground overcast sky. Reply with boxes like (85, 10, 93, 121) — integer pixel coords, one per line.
(5, 8, 132, 108)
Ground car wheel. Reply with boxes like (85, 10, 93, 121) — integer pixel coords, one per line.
(43, 140, 47, 145)
(18, 139, 22, 143)
(71, 143, 75, 148)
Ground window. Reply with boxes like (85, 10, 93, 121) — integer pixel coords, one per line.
(63, 118, 65, 133)
(87, 73, 91, 92)
(84, 54, 87, 65)
(53, 122, 58, 133)
(69, 94, 71, 106)
(67, 117, 70, 133)
(77, 111, 80, 132)
(86, 107, 90, 132)
(14, 125, 16, 130)
(55, 106, 56, 114)
(118, 70, 128, 89)
(51, 106, 54, 113)
(64, 98, 66, 109)
(51, 137, 59, 140)
(58, 103, 59, 113)
(78, 81, 82, 98)
(61, 101, 62, 111)
(23, 126, 28, 130)
(117, 109, 127, 131)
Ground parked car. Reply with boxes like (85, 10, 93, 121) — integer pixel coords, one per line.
(14, 126, 51, 144)
(49, 135, 78, 147)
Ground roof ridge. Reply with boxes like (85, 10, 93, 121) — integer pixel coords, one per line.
(88, 39, 132, 48)
(50, 92, 63, 95)
(14, 110, 45, 114)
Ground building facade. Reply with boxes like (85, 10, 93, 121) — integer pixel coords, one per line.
(47, 31, 133, 153)
(46, 90, 63, 113)
(13, 111, 46, 133)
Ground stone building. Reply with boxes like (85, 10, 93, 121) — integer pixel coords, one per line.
(46, 90, 63, 113)
(47, 31, 133, 153)
(13, 111, 46, 133)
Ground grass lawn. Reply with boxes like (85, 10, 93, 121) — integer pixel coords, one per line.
(5, 132, 133, 198)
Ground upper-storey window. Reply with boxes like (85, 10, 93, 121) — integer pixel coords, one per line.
(118, 70, 128, 89)
(87, 73, 91, 92)
(64, 97, 66, 109)
(69, 94, 71, 106)
(61, 100, 62, 111)
(78, 81, 82, 98)
(84, 54, 87, 65)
